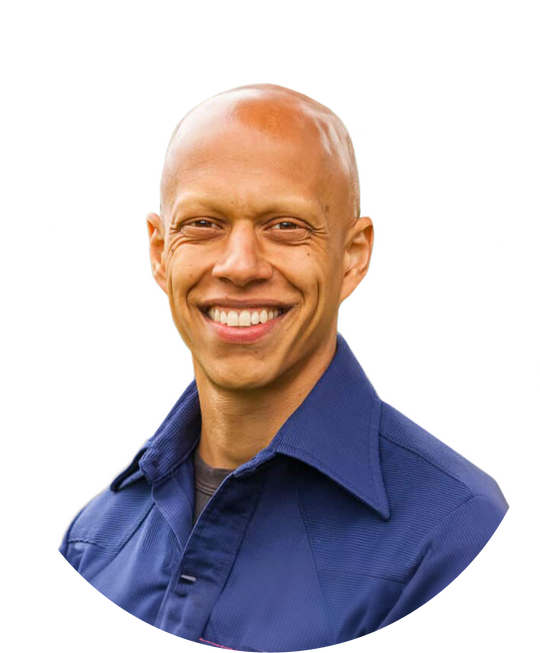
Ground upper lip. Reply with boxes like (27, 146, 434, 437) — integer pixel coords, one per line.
(197, 298, 294, 311)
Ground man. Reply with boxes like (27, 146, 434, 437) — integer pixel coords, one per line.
(60, 84, 508, 651)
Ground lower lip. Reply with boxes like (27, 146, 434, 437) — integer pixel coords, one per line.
(200, 309, 290, 343)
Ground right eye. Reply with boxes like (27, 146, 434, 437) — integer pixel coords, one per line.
(184, 219, 220, 229)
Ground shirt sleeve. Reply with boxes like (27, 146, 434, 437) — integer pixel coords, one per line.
(377, 492, 509, 630)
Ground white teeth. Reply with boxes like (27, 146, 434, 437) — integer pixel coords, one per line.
(207, 306, 286, 327)
(239, 310, 251, 326)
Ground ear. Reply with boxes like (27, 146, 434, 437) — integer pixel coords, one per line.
(146, 212, 167, 294)
(340, 217, 374, 303)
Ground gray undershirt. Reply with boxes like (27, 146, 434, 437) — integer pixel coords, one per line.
(192, 447, 235, 525)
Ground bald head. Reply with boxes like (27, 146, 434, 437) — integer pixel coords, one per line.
(160, 84, 360, 222)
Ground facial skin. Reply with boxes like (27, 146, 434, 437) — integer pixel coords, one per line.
(147, 85, 373, 461)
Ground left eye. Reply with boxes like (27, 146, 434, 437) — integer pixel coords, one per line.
(271, 221, 298, 229)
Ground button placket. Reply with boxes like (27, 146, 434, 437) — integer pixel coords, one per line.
(160, 470, 269, 641)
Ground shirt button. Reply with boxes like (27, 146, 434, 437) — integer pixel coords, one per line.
(177, 573, 196, 597)
(180, 574, 197, 583)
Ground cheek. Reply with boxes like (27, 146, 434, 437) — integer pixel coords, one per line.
(168, 251, 205, 304)
(292, 249, 335, 291)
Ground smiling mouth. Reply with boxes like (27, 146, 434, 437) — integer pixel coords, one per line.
(200, 305, 291, 328)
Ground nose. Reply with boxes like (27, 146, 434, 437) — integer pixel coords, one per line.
(212, 221, 273, 287)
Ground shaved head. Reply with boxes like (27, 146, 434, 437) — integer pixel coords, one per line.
(160, 84, 360, 223)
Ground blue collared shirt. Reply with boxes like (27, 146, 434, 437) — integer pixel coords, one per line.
(60, 334, 508, 651)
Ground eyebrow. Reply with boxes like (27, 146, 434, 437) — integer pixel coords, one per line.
(169, 192, 325, 223)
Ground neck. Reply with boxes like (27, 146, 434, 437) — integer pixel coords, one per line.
(194, 332, 337, 469)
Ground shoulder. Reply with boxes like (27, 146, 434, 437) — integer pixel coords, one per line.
(59, 460, 154, 574)
(68, 477, 153, 548)
(380, 401, 507, 506)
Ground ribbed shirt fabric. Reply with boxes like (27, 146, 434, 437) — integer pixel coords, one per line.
(192, 449, 235, 525)
(60, 333, 508, 652)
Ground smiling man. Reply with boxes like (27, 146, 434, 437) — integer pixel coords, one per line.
(60, 84, 508, 651)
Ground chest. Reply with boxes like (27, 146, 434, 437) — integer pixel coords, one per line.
(82, 464, 411, 651)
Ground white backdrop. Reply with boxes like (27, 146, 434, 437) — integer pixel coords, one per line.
(0, 121, 540, 549)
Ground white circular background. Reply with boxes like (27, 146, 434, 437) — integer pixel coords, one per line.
(0, 121, 540, 549)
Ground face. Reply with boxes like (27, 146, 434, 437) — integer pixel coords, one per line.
(148, 95, 373, 391)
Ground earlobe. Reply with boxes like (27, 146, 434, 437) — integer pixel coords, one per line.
(146, 212, 168, 294)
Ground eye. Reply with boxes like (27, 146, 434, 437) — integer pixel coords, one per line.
(175, 218, 223, 239)
(266, 219, 310, 241)
(269, 221, 300, 230)
(185, 219, 220, 229)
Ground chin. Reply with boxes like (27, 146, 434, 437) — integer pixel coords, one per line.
(215, 374, 276, 392)
(206, 362, 280, 392)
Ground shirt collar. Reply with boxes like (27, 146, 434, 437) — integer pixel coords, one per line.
(115, 333, 390, 520)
